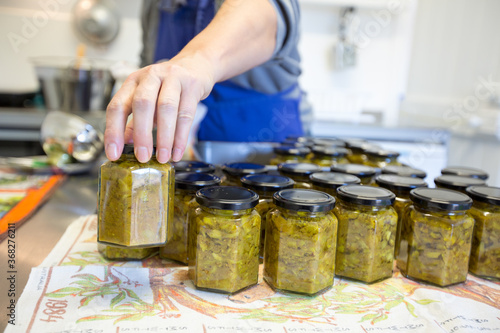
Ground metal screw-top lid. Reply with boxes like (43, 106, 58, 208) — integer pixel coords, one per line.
(345, 141, 380, 152)
(172, 160, 216, 173)
(382, 165, 427, 179)
(441, 166, 489, 180)
(375, 175, 427, 193)
(123, 144, 156, 156)
(466, 186, 500, 206)
(310, 172, 361, 189)
(222, 162, 267, 176)
(175, 172, 221, 191)
(365, 148, 400, 158)
(337, 184, 395, 206)
(278, 163, 322, 177)
(273, 189, 335, 213)
(273, 145, 311, 156)
(241, 174, 295, 193)
(410, 187, 472, 211)
(434, 175, 486, 192)
(311, 138, 346, 147)
(311, 146, 349, 157)
(196, 186, 259, 210)
(279, 140, 308, 148)
(330, 163, 377, 178)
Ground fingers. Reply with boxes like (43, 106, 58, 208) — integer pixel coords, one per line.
(104, 77, 137, 160)
(171, 89, 198, 162)
(132, 67, 162, 163)
(155, 78, 182, 163)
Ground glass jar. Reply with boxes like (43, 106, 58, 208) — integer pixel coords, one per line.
(334, 185, 397, 283)
(364, 148, 401, 168)
(345, 141, 380, 164)
(98, 243, 157, 260)
(441, 166, 489, 180)
(434, 175, 486, 194)
(278, 162, 322, 189)
(310, 146, 350, 167)
(466, 186, 500, 280)
(221, 162, 267, 186)
(330, 163, 377, 185)
(264, 189, 337, 296)
(270, 146, 311, 165)
(188, 186, 260, 294)
(310, 172, 361, 198)
(375, 175, 428, 257)
(397, 188, 474, 287)
(159, 172, 221, 264)
(98, 144, 174, 248)
(382, 165, 427, 179)
(241, 174, 295, 261)
(172, 160, 216, 173)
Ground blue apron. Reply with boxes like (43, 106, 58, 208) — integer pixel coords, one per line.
(154, 0, 304, 142)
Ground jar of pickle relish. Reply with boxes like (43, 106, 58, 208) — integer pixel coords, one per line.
(397, 188, 474, 287)
(434, 175, 486, 194)
(98, 144, 175, 248)
(241, 174, 295, 261)
(189, 186, 260, 294)
(264, 189, 337, 296)
(159, 172, 221, 264)
(98, 243, 157, 260)
(364, 148, 401, 168)
(278, 162, 322, 189)
(375, 175, 428, 257)
(221, 162, 267, 186)
(382, 165, 427, 179)
(441, 166, 489, 180)
(310, 146, 350, 167)
(172, 160, 216, 173)
(270, 146, 311, 165)
(334, 185, 397, 283)
(345, 141, 380, 164)
(330, 163, 377, 185)
(310, 172, 361, 198)
(465, 186, 500, 280)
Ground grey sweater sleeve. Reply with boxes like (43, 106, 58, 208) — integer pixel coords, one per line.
(228, 0, 302, 94)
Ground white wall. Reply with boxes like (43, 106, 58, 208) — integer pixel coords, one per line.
(0, 0, 142, 93)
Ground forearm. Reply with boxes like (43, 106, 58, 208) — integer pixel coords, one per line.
(176, 0, 278, 83)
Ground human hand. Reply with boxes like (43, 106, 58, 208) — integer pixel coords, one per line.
(104, 52, 215, 163)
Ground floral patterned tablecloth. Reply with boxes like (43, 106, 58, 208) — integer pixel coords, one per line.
(5, 215, 500, 333)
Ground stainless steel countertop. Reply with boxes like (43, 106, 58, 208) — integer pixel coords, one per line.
(0, 172, 98, 331)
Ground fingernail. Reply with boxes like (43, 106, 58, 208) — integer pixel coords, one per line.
(135, 147, 149, 163)
(106, 143, 118, 160)
(172, 148, 183, 162)
(157, 148, 170, 163)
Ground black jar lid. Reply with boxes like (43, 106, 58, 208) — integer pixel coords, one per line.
(310, 172, 361, 189)
(345, 141, 380, 152)
(311, 146, 349, 157)
(330, 163, 377, 178)
(175, 172, 221, 191)
(382, 165, 427, 178)
(466, 186, 500, 206)
(365, 148, 400, 158)
(196, 186, 259, 210)
(241, 174, 295, 192)
(441, 166, 489, 180)
(337, 184, 395, 206)
(273, 189, 335, 213)
(278, 163, 322, 177)
(311, 138, 346, 147)
(410, 187, 472, 211)
(434, 175, 486, 191)
(274, 145, 311, 156)
(375, 175, 427, 193)
(172, 160, 215, 173)
(279, 140, 307, 148)
(222, 162, 267, 176)
(123, 144, 156, 155)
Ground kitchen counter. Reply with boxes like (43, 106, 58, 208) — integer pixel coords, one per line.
(0, 172, 98, 331)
